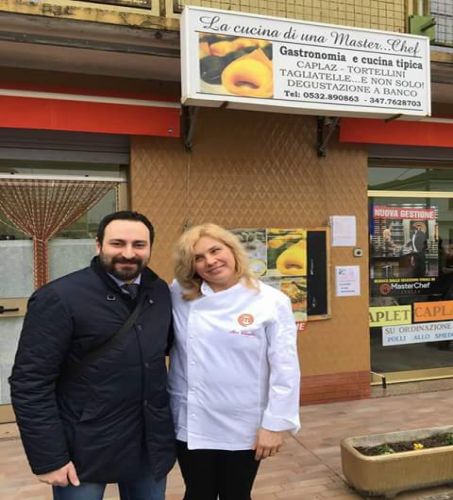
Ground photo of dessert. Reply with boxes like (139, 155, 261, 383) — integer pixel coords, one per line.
(266, 228, 307, 278)
(199, 33, 273, 99)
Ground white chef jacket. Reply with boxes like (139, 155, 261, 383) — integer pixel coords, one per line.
(168, 279, 301, 450)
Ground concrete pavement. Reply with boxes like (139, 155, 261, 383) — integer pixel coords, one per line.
(2, 387, 453, 499)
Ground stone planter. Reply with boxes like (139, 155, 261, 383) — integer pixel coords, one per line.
(341, 425, 453, 498)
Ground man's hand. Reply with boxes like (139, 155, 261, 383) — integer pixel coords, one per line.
(252, 428, 284, 461)
(37, 461, 80, 487)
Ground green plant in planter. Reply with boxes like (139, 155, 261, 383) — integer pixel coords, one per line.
(444, 433, 453, 445)
(356, 432, 453, 456)
(375, 444, 395, 455)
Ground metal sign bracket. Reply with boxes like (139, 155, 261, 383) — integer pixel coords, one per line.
(317, 117, 339, 157)
(182, 105, 199, 152)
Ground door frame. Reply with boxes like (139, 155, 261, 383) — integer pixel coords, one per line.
(0, 299, 27, 423)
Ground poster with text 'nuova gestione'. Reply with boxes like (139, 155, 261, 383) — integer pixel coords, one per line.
(181, 6, 431, 119)
(370, 204, 439, 300)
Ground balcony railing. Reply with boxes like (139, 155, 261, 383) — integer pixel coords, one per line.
(67, 0, 452, 47)
(171, 0, 316, 18)
(168, 0, 407, 32)
(76, 0, 157, 13)
(431, 0, 453, 46)
(409, 0, 452, 47)
(79, 0, 152, 7)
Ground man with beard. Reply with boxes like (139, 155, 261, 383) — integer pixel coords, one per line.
(10, 211, 175, 500)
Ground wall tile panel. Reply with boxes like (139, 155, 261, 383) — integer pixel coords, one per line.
(131, 108, 370, 398)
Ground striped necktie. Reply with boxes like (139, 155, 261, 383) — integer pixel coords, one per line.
(121, 283, 139, 299)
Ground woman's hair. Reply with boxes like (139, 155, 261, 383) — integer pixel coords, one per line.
(174, 223, 258, 300)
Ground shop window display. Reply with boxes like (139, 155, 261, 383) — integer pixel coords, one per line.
(369, 166, 453, 379)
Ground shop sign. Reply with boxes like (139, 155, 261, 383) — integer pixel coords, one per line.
(180, 6, 430, 118)
(414, 300, 453, 323)
(369, 305, 411, 327)
(383, 321, 453, 346)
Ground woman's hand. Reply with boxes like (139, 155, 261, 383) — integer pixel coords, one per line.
(252, 428, 284, 461)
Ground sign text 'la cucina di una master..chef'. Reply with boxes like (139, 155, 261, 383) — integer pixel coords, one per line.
(181, 7, 430, 118)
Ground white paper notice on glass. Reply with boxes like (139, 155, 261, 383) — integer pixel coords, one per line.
(336, 266, 360, 297)
(330, 216, 356, 246)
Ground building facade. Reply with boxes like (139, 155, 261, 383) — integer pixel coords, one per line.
(0, 0, 452, 423)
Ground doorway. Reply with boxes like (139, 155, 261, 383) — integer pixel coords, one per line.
(0, 161, 126, 423)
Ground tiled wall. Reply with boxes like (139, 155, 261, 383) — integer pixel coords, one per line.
(131, 109, 371, 402)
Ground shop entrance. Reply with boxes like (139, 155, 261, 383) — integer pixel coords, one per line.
(369, 165, 453, 384)
(0, 154, 127, 423)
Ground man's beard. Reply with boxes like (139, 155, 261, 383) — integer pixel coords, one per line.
(99, 254, 147, 281)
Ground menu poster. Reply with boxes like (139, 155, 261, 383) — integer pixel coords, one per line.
(233, 227, 307, 324)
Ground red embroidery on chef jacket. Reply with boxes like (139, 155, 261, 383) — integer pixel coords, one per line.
(237, 313, 254, 327)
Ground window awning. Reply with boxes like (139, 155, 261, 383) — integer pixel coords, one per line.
(0, 86, 181, 137)
(339, 118, 453, 149)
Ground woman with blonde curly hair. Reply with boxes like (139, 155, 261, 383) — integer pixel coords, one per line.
(168, 223, 300, 500)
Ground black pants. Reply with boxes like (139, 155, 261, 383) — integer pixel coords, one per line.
(176, 440, 261, 500)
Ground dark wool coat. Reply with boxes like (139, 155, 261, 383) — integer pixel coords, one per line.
(9, 257, 176, 483)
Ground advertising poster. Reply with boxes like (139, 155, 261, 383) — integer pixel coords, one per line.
(413, 300, 453, 323)
(263, 277, 307, 324)
(181, 6, 431, 119)
(370, 204, 439, 299)
(369, 305, 411, 327)
(383, 321, 453, 346)
(266, 228, 306, 277)
(233, 228, 307, 324)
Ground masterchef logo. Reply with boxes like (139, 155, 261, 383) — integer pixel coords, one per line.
(378, 281, 432, 295)
(379, 283, 392, 295)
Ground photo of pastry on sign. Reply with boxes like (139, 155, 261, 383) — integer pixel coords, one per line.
(199, 33, 273, 98)
(266, 228, 307, 278)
